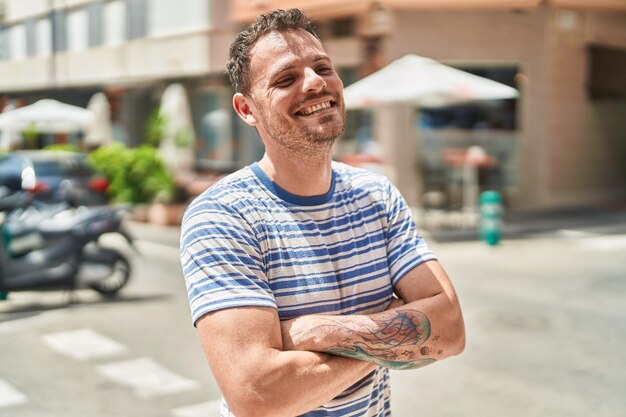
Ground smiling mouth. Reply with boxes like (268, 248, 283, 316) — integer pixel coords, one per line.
(295, 100, 334, 116)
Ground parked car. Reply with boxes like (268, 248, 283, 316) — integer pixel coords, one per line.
(0, 150, 109, 206)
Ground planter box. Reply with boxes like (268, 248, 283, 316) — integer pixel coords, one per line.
(146, 203, 186, 226)
(130, 204, 149, 222)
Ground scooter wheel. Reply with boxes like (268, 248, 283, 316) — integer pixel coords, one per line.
(89, 252, 131, 297)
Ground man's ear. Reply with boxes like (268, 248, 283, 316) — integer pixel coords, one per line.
(233, 93, 258, 126)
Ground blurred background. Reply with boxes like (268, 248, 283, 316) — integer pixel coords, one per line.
(0, 1, 625, 416)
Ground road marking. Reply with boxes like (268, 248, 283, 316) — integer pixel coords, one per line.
(41, 328, 127, 361)
(557, 229, 593, 238)
(577, 234, 626, 251)
(0, 310, 64, 335)
(96, 357, 199, 398)
(0, 379, 27, 408)
(171, 400, 223, 417)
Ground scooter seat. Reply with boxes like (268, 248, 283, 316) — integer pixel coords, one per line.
(7, 238, 79, 276)
(37, 207, 105, 235)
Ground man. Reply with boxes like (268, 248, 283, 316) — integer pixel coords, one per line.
(180, 8, 465, 417)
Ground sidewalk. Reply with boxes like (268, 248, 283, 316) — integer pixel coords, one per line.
(391, 217, 626, 417)
(125, 219, 181, 248)
(422, 205, 626, 243)
(125, 204, 626, 246)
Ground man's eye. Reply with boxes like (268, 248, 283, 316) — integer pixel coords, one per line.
(317, 67, 332, 75)
(275, 77, 295, 87)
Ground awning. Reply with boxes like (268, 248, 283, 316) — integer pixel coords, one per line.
(386, 0, 625, 11)
(230, 0, 370, 22)
(230, 0, 625, 23)
(547, 0, 626, 11)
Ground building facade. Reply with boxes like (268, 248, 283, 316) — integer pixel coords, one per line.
(0, 0, 262, 167)
(232, 0, 626, 211)
(1, 0, 625, 211)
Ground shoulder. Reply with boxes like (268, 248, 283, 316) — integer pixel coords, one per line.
(182, 167, 260, 233)
(332, 161, 395, 199)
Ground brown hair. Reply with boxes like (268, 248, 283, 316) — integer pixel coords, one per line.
(226, 8, 319, 94)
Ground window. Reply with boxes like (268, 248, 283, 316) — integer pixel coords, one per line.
(9, 25, 27, 60)
(67, 8, 89, 52)
(103, 0, 125, 46)
(35, 17, 52, 56)
(147, 0, 208, 37)
(195, 90, 232, 162)
(420, 67, 518, 131)
(25, 19, 36, 57)
(126, 0, 147, 40)
(338, 68, 369, 146)
(588, 44, 626, 100)
(52, 10, 67, 53)
(88, 1, 104, 48)
(329, 18, 355, 38)
(0, 27, 9, 60)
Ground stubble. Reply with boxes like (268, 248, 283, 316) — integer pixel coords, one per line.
(255, 100, 346, 161)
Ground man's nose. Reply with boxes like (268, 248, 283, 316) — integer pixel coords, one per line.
(302, 67, 326, 93)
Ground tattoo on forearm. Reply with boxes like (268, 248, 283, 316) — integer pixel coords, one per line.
(319, 309, 437, 369)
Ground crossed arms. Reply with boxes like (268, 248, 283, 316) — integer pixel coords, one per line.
(195, 259, 465, 417)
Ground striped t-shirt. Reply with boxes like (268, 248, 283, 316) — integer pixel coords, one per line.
(180, 161, 436, 417)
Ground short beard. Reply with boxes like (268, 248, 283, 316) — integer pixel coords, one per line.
(257, 105, 345, 160)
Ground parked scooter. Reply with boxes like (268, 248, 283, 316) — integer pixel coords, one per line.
(0, 187, 134, 300)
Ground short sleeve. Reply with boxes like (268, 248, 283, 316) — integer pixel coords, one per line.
(384, 181, 437, 286)
(180, 197, 276, 326)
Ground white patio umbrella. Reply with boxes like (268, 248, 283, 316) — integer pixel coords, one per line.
(159, 83, 196, 173)
(0, 99, 95, 134)
(0, 103, 19, 149)
(342, 54, 519, 209)
(343, 54, 518, 109)
(84, 92, 112, 147)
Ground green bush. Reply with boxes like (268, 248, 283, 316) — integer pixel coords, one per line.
(145, 107, 167, 147)
(88, 143, 174, 204)
(43, 144, 80, 152)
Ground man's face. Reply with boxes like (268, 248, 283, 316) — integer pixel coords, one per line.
(244, 29, 346, 153)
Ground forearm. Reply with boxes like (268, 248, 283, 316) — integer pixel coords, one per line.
(282, 293, 464, 370)
(229, 348, 375, 417)
(198, 306, 376, 417)
(266, 350, 375, 416)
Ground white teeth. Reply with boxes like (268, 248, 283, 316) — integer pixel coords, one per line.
(300, 101, 331, 116)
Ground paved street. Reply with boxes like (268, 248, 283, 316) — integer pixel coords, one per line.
(0, 223, 223, 417)
(392, 220, 626, 417)
(1, 216, 625, 417)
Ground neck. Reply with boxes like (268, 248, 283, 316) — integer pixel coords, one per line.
(257, 145, 334, 197)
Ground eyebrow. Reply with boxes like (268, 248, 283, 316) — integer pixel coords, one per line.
(270, 54, 331, 77)
(313, 54, 330, 62)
